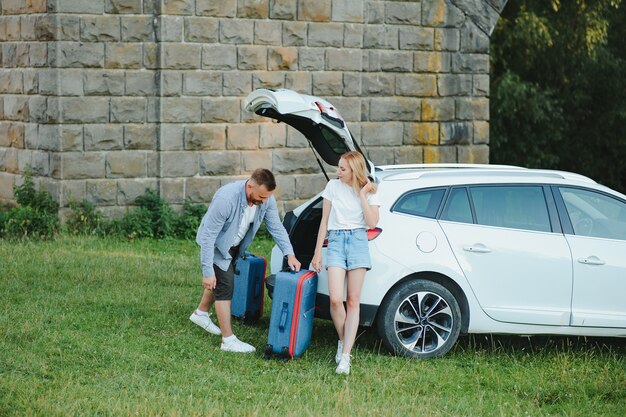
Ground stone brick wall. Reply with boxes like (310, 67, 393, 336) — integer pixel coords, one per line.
(0, 0, 507, 216)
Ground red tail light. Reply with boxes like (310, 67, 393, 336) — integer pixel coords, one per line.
(322, 228, 382, 247)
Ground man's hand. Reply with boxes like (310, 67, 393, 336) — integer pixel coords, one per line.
(286, 254, 301, 272)
(202, 275, 217, 290)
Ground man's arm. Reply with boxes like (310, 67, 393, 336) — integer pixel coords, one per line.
(197, 196, 231, 278)
(264, 196, 301, 271)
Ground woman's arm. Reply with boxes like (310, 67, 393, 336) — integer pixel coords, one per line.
(360, 182, 380, 229)
(311, 198, 331, 272)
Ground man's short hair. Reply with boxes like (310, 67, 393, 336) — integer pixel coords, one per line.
(250, 168, 276, 191)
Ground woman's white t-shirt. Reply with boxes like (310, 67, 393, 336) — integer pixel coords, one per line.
(321, 179, 381, 230)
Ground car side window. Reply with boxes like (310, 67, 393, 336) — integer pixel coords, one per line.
(558, 187, 626, 240)
(440, 188, 473, 224)
(392, 188, 446, 219)
(469, 186, 552, 232)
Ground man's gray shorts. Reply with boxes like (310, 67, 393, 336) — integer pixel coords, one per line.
(213, 246, 239, 301)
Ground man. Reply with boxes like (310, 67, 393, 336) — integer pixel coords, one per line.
(190, 168, 301, 353)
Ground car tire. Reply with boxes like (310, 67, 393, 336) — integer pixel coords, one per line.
(377, 279, 462, 359)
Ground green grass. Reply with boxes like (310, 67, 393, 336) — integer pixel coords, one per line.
(1, 236, 624, 416)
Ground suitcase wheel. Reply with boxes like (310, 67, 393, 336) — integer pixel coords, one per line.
(280, 346, 291, 361)
(264, 344, 273, 360)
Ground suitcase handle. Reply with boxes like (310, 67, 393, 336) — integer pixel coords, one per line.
(279, 302, 289, 331)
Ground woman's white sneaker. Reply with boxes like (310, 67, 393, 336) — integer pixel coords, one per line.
(189, 311, 221, 336)
(220, 336, 256, 353)
(335, 353, 351, 375)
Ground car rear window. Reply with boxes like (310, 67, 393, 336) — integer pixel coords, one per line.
(392, 188, 446, 219)
(441, 188, 473, 223)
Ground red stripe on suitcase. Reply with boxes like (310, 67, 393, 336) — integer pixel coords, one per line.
(289, 271, 316, 357)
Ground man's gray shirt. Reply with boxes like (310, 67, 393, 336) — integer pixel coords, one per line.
(196, 180, 295, 277)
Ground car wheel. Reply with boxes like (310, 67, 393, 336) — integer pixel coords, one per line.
(377, 279, 461, 359)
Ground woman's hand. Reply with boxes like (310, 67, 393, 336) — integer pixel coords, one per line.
(311, 252, 323, 273)
(360, 179, 374, 196)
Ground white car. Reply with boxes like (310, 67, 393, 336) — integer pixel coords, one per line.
(244, 88, 626, 358)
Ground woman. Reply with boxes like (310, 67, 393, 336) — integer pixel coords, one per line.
(311, 151, 380, 375)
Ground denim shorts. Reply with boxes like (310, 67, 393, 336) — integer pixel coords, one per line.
(326, 228, 371, 271)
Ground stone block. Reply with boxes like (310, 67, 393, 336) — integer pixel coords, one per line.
(460, 20, 489, 53)
(160, 178, 185, 205)
(59, 152, 106, 179)
(185, 177, 222, 203)
(370, 98, 420, 122)
(0, 69, 23, 94)
(52, 42, 104, 68)
(162, 43, 201, 69)
(2, 0, 45, 14)
(227, 124, 258, 150)
(424, 145, 457, 163)
(451, 53, 489, 74)
(158, 16, 184, 42)
(422, 0, 465, 27)
(160, 124, 185, 151)
(117, 179, 158, 205)
(23, 72, 38, 94)
(309, 23, 343, 48)
(282, 21, 307, 46)
(454, 0, 500, 35)
(254, 20, 282, 45)
(473, 121, 489, 144)
(161, 98, 202, 123)
(86, 179, 117, 205)
(298, 48, 325, 71)
(4, 96, 29, 121)
(199, 151, 241, 176)
(440, 122, 472, 145)
(274, 174, 295, 200)
(5, 17, 20, 41)
(399, 27, 434, 50)
(326, 49, 361, 71)
(260, 123, 286, 148)
(363, 25, 398, 49)
(238, 0, 269, 18)
(395, 146, 424, 165)
(435, 28, 460, 51)
(456, 98, 489, 120)
(161, 71, 182, 96)
(202, 45, 237, 70)
(270, 0, 297, 19)
(38, 69, 81, 96)
(365, 146, 394, 166)
(285, 72, 312, 94)
(35, 15, 80, 41)
(386, 1, 421, 25)
(29, 96, 58, 124)
(458, 144, 489, 164)
(404, 122, 439, 145)
(29, 44, 48, 67)
(361, 73, 394, 96)
(184, 124, 226, 150)
(473, 74, 489, 96)
(121, 16, 154, 42)
(196, 0, 237, 17)
(421, 98, 454, 121)
(161, 151, 197, 177)
(396, 74, 437, 97)
(220, 19, 253, 44)
(332, 0, 364, 22)
(2, 148, 19, 173)
(343, 23, 363, 48)
(81, 16, 121, 42)
(414, 51, 451, 73)
(312, 72, 343, 96)
(106, 151, 146, 178)
(61, 97, 109, 123)
(111, 98, 146, 123)
(49, 0, 105, 14)
(380, 51, 413, 72)
(183, 72, 222, 96)
(0, 173, 15, 200)
(298, 0, 330, 21)
(295, 174, 326, 199)
(106, 0, 142, 14)
(438, 74, 472, 96)
(125, 71, 156, 96)
(21, 16, 38, 41)
(61, 180, 86, 207)
(340, 73, 360, 97)
(326, 97, 360, 122)
(185, 17, 218, 43)
(105, 43, 142, 69)
(238, 46, 267, 70)
(124, 124, 157, 150)
(360, 122, 403, 146)
(84, 124, 124, 150)
(34, 124, 60, 151)
(202, 98, 240, 123)
(143, 44, 158, 69)
(242, 150, 272, 172)
(224, 72, 252, 96)
(83, 71, 124, 96)
(268, 47, 297, 71)
(61, 125, 83, 151)
(162, 0, 194, 15)
(272, 149, 318, 174)
(1, 122, 24, 148)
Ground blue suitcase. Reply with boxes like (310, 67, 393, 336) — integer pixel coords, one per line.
(231, 252, 266, 324)
(265, 270, 318, 359)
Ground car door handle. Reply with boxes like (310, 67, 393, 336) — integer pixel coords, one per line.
(577, 256, 605, 266)
(463, 244, 491, 253)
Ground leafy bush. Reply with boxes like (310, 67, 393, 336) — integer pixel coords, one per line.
(109, 207, 155, 240)
(0, 211, 7, 238)
(134, 189, 175, 239)
(66, 200, 104, 236)
(173, 199, 206, 240)
(2, 171, 59, 240)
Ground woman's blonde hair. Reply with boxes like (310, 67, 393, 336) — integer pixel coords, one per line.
(340, 151, 377, 194)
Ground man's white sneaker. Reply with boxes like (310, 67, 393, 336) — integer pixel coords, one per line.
(220, 336, 256, 353)
(189, 312, 221, 336)
(335, 340, 343, 364)
(336, 353, 351, 375)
